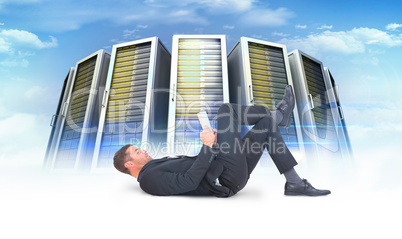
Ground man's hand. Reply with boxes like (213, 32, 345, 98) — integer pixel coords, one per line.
(200, 125, 217, 148)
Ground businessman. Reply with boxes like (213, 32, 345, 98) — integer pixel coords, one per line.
(113, 85, 330, 197)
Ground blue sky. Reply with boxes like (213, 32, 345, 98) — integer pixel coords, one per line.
(1, 0, 402, 167)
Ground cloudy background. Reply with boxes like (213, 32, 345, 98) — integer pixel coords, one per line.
(1, 0, 402, 238)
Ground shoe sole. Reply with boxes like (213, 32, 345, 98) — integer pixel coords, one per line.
(284, 191, 331, 196)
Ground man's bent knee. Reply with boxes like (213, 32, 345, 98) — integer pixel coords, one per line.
(250, 116, 276, 134)
(218, 103, 234, 115)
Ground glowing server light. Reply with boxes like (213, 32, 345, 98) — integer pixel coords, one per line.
(227, 37, 305, 160)
(43, 67, 75, 169)
(324, 67, 353, 160)
(288, 50, 341, 160)
(91, 37, 171, 171)
(167, 35, 230, 156)
(49, 50, 111, 171)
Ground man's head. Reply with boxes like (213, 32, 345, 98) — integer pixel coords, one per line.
(113, 144, 153, 177)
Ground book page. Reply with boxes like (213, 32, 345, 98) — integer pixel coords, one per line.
(197, 111, 212, 132)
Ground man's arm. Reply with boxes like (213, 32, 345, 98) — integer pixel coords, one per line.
(139, 127, 218, 196)
(139, 145, 216, 195)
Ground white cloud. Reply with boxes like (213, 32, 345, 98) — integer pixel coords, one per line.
(0, 113, 36, 137)
(272, 32, 290, 37)
(110, 39, 123, 44)
(168, 0, 255, 13)
(121, 7, 210, 27)
(250, 34, 264, 40)
(0, 28, 57, 69)
(0, 58, 29, 67)
(317, 24, 333, 30)
(280, 27, 402, 55)
(110, 25, 150, 48)
(123, 29, 140, 39)
(0, 29, 58, 54)
(171, 9, 190, 17)
(123, 14, 141, 22)
(386, 23, 402, 31)
(0, 37, 11, 53)
(0, 74, 61, 128)
(25, 85, 47, 99)
(349, 56, 379, 66)
(349, 27, 402, 46)
(241, 8, 294, 26)
(281, 31, 364, 55)
(0, 0, 42, 8)
(0, 23, 4, 26)
(0, 0, 42, 3)
(0, 0, 293, 32)
(295, 24, 307, 29)
(223, 25, 235, 30)
(137, 24, 148, 29)
(346, 105, 402, 151)
(167, 9, 209, 25)
(197, 0, 256, 12)
(0, 113, 49, 166)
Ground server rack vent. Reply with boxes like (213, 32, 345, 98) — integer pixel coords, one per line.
(56, 56, 97, 168)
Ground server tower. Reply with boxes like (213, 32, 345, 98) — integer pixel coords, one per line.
(324, 67, 353, 160)
(227, 37, 305, 160)
(91, 37, 171, 171)
(288, 50, 340, 160)
(43, 67, 75, 169)
(49, 50, 111, 171)
(167, 35, 230, 156)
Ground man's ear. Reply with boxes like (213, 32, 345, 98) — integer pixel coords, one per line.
(124, 161, 135, 169)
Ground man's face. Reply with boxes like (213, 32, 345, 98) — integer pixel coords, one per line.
(126, 146, 153, 167)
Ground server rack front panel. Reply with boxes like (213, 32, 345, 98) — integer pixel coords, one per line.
(168, 35, 229, 156)
(55, 56, 97, 168)
(52, 50, 110, 170)
(301, 55, 339, 152)
(92, 37, 171, 170)
(288, 50, 339, 159)
(98, 43, 151, 169)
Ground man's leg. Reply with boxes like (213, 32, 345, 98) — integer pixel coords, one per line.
(214, 103, 273, 193)
(215, 86, 331, 196)
(241, 116, 298, 176)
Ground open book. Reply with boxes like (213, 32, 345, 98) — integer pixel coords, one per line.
(197, 111, 213, 132)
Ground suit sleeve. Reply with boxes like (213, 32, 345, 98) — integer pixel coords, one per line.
(139, 145, 216, 196)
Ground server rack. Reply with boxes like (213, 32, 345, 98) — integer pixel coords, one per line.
(288, 50, 340, 160)
(50, 50, 111, 171)
(324, 67, 353, 160)
(167, 35, 230, 156)
(92, 37, 171, 171)
(43, 67, 75, 169)
(227, 37, 305, 160)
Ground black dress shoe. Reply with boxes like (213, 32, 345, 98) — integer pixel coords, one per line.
(276, 85, 295, 128)
(284, 179, 331, 196)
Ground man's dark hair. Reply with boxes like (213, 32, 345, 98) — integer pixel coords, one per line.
(113, 144, 133, 175)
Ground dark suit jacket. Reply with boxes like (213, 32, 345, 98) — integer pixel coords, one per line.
(137, 145, 233, 197)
